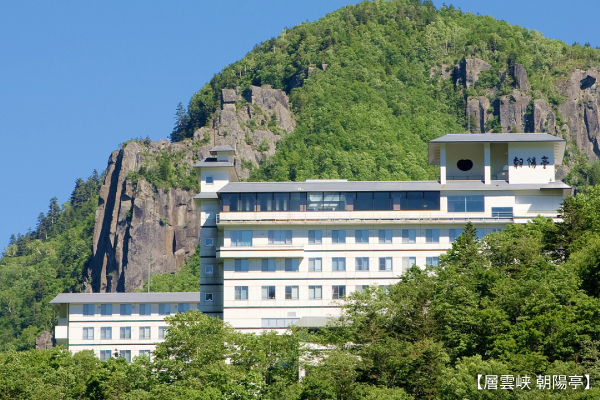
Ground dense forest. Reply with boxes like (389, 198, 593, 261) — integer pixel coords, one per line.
(2, 3, 600, 396)
(4, 188, 600, 399)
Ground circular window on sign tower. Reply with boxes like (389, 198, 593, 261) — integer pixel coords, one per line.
(457, 159, 473, 171)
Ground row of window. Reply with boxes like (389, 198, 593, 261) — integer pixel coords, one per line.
(233, 256, 439, 272)
(82, 326, 168, 340)
(221, 191, 441, 212)
(99, 349, 151, 362)
(82, 303, 191, 316)
(227, 229, 463, 247)
(235, 283, 393, 301)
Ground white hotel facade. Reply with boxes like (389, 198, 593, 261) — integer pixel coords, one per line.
(51, 132, 570, 355)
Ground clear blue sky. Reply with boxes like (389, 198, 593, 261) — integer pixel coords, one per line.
(0, 0, 598, 249)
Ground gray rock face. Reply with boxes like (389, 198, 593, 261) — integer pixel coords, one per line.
(458, 58, 492, 88)
(533, 98, 556, 133)
(467, 96, 491, 132)
(498, 89, 531, 132)
(557, 68, 600, 159)
(513, 64, 529, 90)
(36, 330, 53, 350)
(221, 89, 238, 104)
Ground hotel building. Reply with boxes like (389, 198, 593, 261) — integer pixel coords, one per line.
(51, 132, 570, 354)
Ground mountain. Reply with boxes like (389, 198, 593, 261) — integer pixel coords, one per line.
(3, 0, 600, 349)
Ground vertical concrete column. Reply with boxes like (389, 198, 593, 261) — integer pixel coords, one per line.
(440, 144, 446, 185)
(484, 142, 491, 184)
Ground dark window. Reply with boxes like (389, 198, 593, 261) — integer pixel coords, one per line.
(290, 193, 306, 211)
(457, 159, 473, 171)
(423, 192, 440, 210)
(406, 192, 423, 210)
(447, 195, 485, 212)
(373, 192, 391, 210)
(221, 193, 239, 212)
(258, 193, 273, 211)
(274, 193, 290, 211)
(323, 192, 340, 211)
(240, 193, 256, 211)
(339, 193, 348, 210)
(355, 192, 373, 210)
(492, 207, 513, 218)
(392, 192, 406, 210)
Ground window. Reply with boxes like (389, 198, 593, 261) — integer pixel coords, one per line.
(205, 176, 214, 184)
(262, 286, 276, 300)
(274, 193, 290, 211)
(379, 257, 393, 271)
(285, 286, 299, 300)
(100, 304, 112, 316)
(308, 230, 322, 244)
(373, 192, 391, 210)
(258, 193, 273, 211)
(83, 327, 94, 340)
(139, 350, 151, 358)
(332, 257, 346, 271)
(178, 303, 190, 313)
(402, 257, 417, 270)
(355, 230, 369, 243)
(235, 286, 248, 300)
(139, 304, 151, 316)
(100, 350, 112, 361)
(234, 259, 249, 272)
(402, 229, 416, 244)
(355, 192, 373, 210)
(378, 229, 392, 243)
(231, 230, 252, 247)
(240, 193, 256, 211)
(100, 327, 112, 340)
(425, 229, 440, 243)
(83, 304, 94, 316)
(205, 238, 214, 247)
(139, 326, 151, 340)
(332, 285, 346, 299)
(492, 207, 513, 218)
(355, 285, 369, 292)
(120, 327, 131, 339)
(158, 326, 167, 339)
(158, 303, 171, 316)
(332, 229, 346, 243)
(323, 192, 341, 211)
(308, 258, 322, 272)
(261, 259, 276, 272)
(119, 350, 131, 362)
(308, 285, 322, 300)
(205, 265, 213, 275)
(205, 293, 213, 302)
(447, 195, 485, 212)
(426, 256, 440, 267)
(285, 259, 299, 272)
(356, 257, 369, 271)
(307, 193, 324, 211)
(120, 304, 131, 316)
(290, 193, 307, 211)
(261, 318, 300, 328)
(449, 229, 462, 242)
(268, 230, 292, 244)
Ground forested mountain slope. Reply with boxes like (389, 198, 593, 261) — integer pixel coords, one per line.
(4, 0, 600, 350)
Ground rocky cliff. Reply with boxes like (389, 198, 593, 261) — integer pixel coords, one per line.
(85, 85, 294, 292)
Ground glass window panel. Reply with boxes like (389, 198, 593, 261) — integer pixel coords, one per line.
(120, 327, 131, 339)
(447, 196, 466, 212)
(355, 192, 373, 210)
(323, 192, 340, 211)
(159, 304, 170, 315)
(235, 286, 248, 300)
(402, 229, 416, 243)
(332, 257, 346, 271)
(290, 193, 306, 211)
(83, 304, 94, 316)
(258, 193, 273, 211)
(379, 229, 392, 243)
(285, 286, 299, 300)
(344, 192, 356, 211)
(309, 230, 322, 244)
(158, 326, 166, 339)
(120, 304, 131, 316)
(100, 350, 111, 361)
(139, 304, 150, 315)
(120, 350, 131, 362)
(466, 195, 485, 212)
(240, 193, 256, 211)
(242, 231, 252, 246)
(274, 193, 290, 211)
(339, 193, 348, 210)
(229, 194, 240, 212)
(379, 257, 392, 271)
(423, 192, 440, 210)
(425, 229, 440, 243)
(356, 257, 369, 271)
(392, 192, 406, 210)
(262, 286, 276, 300)
(261, 259, 276, 272)
(307, 193, 324, 211)
(101, 327, 111, 339)
(315, 286, 322, 299)
(178, 303, 189, 313)
(332, 229, 346, 243)
(285, 259, 299, 271)
(426, 257, 440, 267)
(406, 192, 424, 210)
(373, 192, 391, 210)
(100, 304, 112, 316)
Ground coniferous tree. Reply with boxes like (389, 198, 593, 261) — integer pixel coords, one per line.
(170, 102, 190, 143)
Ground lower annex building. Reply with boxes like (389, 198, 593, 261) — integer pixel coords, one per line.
(51, 132, 570, 356)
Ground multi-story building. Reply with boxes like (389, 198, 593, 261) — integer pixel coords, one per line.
(51, 132, 571, 353)
(50, 292, 200, 359)
(195, 133, 570, 332)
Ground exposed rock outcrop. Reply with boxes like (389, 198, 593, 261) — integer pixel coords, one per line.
(467, 96, 492, 132)
(35, 331, 53, 350)
(457, 58, 492, 88)
(513, 63, 529, 90)
(88, 85, 294, 292)
(533, 98, 556, 133)
(498, 89, 531, 133)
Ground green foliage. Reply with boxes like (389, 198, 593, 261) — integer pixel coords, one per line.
(139, 246, 200, 293)
(128, 147, 199, 192)
(0, 173, 101, 350)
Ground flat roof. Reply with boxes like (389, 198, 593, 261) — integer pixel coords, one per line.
(429, 133, 564, 143)
(194, 160, 234, 168)
(210, 145, 235, 153)
(216, 180, 570, 193)
(49, 292, 201, 304)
